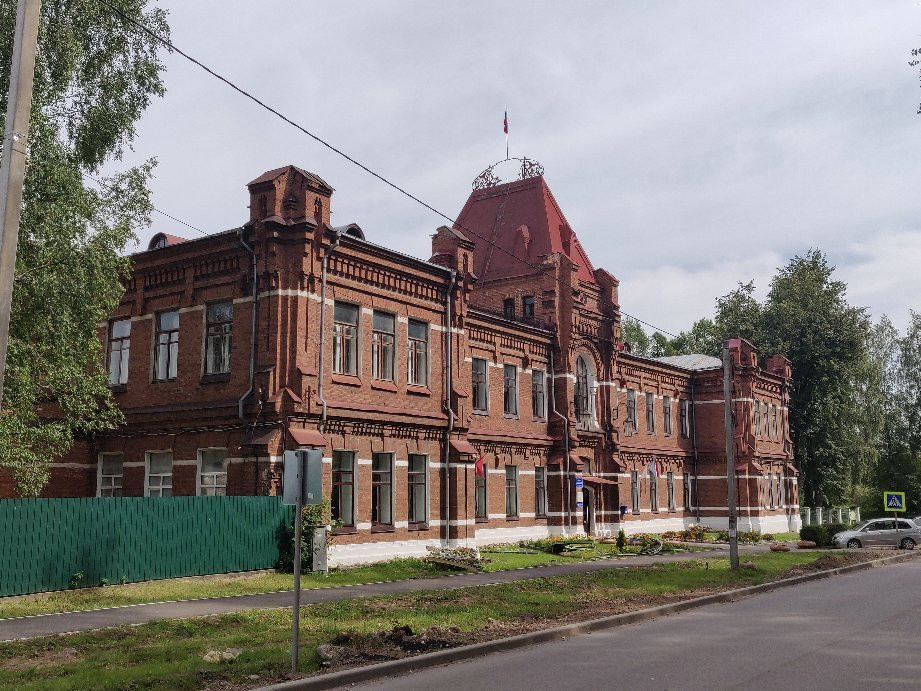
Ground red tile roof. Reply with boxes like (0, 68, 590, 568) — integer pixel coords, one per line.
(453, 175, 597, 284)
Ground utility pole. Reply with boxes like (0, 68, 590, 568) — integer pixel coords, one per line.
(723, 344, 739, 570)
(0, 0, 42, 403)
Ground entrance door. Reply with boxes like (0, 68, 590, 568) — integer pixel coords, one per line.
(582, 487, 596, 535)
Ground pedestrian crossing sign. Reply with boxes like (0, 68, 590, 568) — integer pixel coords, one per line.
(884, 491, 906, 512)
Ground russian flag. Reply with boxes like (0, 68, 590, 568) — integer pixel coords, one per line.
(503, 110, 508, 135)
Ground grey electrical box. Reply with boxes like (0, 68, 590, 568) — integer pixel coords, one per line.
(282, 448, 323, 505)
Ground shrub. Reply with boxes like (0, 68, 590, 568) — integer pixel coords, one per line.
(277, 497, 333, 572)
(616, 529, 627, 551)
(800, 525, 829, 546)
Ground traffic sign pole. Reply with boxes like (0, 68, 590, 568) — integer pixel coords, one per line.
(291, 453, 304, 674)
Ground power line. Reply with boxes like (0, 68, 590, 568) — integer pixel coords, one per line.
(97, 0, 680, 339)
(83, 173, 208, 237)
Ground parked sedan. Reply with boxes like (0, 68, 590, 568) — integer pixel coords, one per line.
(831, 518, 921, 550)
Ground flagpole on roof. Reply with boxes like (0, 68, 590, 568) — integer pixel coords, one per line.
(504, 108, 509, 160)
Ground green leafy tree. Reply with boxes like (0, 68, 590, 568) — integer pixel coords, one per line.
(0, 1, 168, 495)
(668, 318, 721, 357)
(622, 318, 651, 357)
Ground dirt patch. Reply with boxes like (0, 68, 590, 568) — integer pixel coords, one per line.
(0, 647, 81, 670)
(781, 551, 881, 578)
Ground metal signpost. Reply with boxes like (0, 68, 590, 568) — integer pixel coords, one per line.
(283, 448, 323, 674)
(884, 491, 906, 538)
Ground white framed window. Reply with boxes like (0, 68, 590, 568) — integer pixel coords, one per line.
(680, 399, 691, 438)
(332, 302, 359, 375)
(475, 468, 488, 520)
(408, 454, 428, 526)
(372, 311, 396, 381)
(631, 470, 639, 513)
(503, 364, 518, 416)
(371, 452, 394, 528)
(154, 310, 179, 381)
(535, 466, 547, 517)
(332, 450, 356, 528)
(754, 400, 761, 436)
(408, 319, 428, 386)
(505, 465, 519, 518)
(649, 467, 659, 512)
(205, 301, 233, 374)
(532, 369, 546, 419)
(667, 471, 675, 511)
(145, 451, 173, 497)
(107, 318, 131, 386)
(472, 358, 488, 412)
(645, 392, 655, 434)
(98, 453, 124, 497)
(197, 448, 228, 496)
(663, 396, 672, 435)
(768, 473, 775, 509)
(626, 390, 637, 434)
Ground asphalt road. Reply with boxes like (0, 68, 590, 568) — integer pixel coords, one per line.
(355, 557, 921, 690)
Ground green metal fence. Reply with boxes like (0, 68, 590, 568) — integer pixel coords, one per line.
(0, 496, 294, 597)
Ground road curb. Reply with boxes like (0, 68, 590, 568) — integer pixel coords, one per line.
(259, 550, 920, 691)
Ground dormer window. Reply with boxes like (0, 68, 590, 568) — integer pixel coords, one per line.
(503, 298, 515, 319)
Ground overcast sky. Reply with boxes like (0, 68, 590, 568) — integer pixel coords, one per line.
(109, 1, 921, 336)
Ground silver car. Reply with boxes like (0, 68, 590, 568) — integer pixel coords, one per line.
(831, 518, 921, 550)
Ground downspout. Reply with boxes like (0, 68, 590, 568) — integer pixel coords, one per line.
(549, 349, 571, 532)
(690, 378, 700, 522)
(316, 229, 342, 431)
(442, 270, 457, 544)
(238, 227, 258, 420)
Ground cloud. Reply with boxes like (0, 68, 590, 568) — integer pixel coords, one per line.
(106, 1, 921, 336)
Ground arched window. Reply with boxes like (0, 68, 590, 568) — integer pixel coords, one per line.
(574, 355, 595, 422)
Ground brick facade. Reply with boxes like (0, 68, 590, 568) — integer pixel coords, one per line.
(2, 164, 800, 563)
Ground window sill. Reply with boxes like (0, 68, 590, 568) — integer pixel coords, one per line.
(408, 522, 430, 532)
(152, 378, 177, 384)
(370, 379, 398, 392)
(503, 414, 519, 420)
(475, 516, 489, 523)
(331, 374, 362, 387)
(472, 409, 489, 416)
(406, 384, 432, 396)
(108, 384, 127, 394)
(535, 513, 548, 520)
(331, 526, 357, 535)
(505, 516, 519, 522)
(201, 372, 230, 384)
(532, 416, 547, 422)
(371, 524, 395, 533)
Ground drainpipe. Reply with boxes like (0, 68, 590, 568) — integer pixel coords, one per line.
(316, 229, 342, 430)
(549, 349, 571, 532)
(238, 227, 258, 420)
(442, 270, 457, 544)
(690, 378, 700, 522)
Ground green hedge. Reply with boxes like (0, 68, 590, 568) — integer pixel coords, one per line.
(800, 523, 850, 547)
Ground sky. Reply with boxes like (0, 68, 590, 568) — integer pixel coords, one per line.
(108, 1, 921, 336)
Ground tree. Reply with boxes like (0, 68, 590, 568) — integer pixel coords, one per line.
(667, 318, 721, 357)
(622, 318, 651, 357)
(0, 1, 168, 495)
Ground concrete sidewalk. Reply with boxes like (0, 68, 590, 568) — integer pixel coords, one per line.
(0, 547, 750, 641)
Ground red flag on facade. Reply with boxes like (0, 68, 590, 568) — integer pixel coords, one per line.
(475, 455, 485, 476)
(503, 110, 508, 134)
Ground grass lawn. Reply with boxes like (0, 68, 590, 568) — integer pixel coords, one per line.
(0, 542, 693, 620)
(0, 551, 847, 690)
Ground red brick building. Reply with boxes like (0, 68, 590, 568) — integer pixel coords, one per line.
(5, 162, 800, 564)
